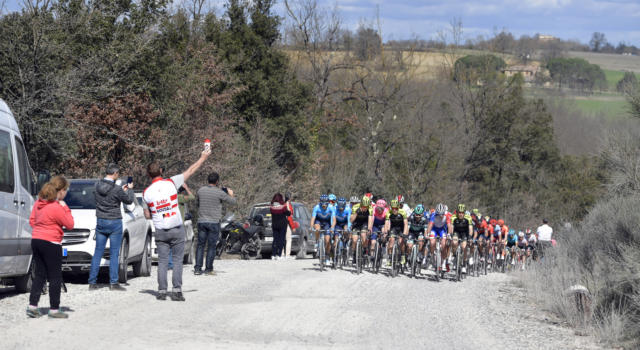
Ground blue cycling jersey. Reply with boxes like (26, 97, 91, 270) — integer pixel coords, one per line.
(334, 207, 351, 229)
(312, 204, 335, 223)
(507, 233, 517, 243)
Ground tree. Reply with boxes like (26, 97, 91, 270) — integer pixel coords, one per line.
(590, 32, 607, 52)
(453, 54, 506, 84)
(354, 25, 381, 61)
(617, 72, 639, 94)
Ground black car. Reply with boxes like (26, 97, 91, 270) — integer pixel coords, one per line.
(248, 202, 316, 258)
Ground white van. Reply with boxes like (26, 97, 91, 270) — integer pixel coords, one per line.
(0, 98, 37, 292)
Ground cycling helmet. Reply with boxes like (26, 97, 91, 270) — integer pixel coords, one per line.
(350, 196, 359, 203)
(435, 203, 446, 215)
(457, 203, 466, 212)
(361, 196, 371, 207)
(397, 195, 405, 204)
(526, 228, 531, 234)
(464, 210, 470, 216)
(320, 194, 328, 202)
(444, 205, 449, 213)
(413, 204, 425, 215)
(472, 208, 479, 215)
(375, 199, 386, 207)
(365, 193, 373, 199)
(390, 199, 399, 208)
(484, 216, 490, 222)
(328, 194, 337, 202)
(509, 229, 515, 236)
(489, 219, 497, 226)
(337, 197, 347, 210)
(497, 219, 505, 226)
(518, 231, 524, 238)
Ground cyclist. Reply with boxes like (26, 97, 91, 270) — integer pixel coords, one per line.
(332, 197, 351, 261)
(516, 231, 528, 270)
(506, 229, 518, 265)
(406, 205, 428, 266)
(350, 196, 372, 261)
(451, 204, 473, 274)
(384, 199, 408, 266)
(498, 219, 509, 260)
(470, 212, 487, 266)
(526, 228, 537, 261)
(397, 195, 412, 217)
(369, 199, 388, 261)
(309, 194, 335, 264)
(427, 203, 451, 273)
(328, 194, 337, 210)
(349, 196, 360, 210)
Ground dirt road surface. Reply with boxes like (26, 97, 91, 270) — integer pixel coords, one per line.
(0, 259, 602, 349)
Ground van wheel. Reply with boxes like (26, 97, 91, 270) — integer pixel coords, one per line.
(14, 261, 35, 293)
(133, 236, 151, 277)
(118, 237, 129, 283)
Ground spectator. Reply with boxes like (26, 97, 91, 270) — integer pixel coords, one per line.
(27, 176, 73, 319)
(88, 163, 135, 291)
(270, 193, 290, 260)
(143, 149, 210, 301)
(168, 184, 196, 270)
(536, 218, 553, 258)
(194, 172, 236, 276)
(282, 192, 296, 259)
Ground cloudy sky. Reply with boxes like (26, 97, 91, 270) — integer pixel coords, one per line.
(2, 0, 639, 45)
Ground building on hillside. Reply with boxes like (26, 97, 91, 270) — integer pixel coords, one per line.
(503, 65, 539, 82)
(537, 34, 556, 41)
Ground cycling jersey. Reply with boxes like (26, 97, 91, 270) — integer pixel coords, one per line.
(408, 213, 427, 236)
(334, 207, 351, 231)
(386, 209, 407, 232)
(517, 237, 527, 247)
(312, 204, 335, 230)
(429, 212, 448, 238)
(452, 217, 472, 240)
(351, 204, 371, 231)
(506, 232, 518, 248)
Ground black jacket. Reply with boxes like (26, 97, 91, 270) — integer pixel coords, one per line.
(95, 179, 135, 220)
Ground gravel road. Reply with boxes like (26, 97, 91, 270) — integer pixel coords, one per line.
(0, 259, 603, 350)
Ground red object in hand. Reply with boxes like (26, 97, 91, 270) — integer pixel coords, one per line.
(204, 138, 211, 151)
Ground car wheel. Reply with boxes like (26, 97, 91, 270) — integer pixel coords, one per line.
(296, 237, 307, 259)
(118, 237, 129, 283)
(134, 236, 152, 277)
(14, 261, 35, 293)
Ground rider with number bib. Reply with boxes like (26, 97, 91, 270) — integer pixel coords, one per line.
(385, 199, 408, 266)
(350, 196, 372, 262)
(506, 229, 518, 265)
(369, 199, 388, 261)
(427, 203, 451, 273)
(451, 204, 473, 274)
(406, 205, 428, 266)
(516, 231, 528, 270)
(309, 194, 336, 264)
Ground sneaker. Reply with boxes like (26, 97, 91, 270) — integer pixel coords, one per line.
(401, 256, 406, 265)
(271, 256, 277, 260)
(204, 270, 216, 276)
(26, 307, 42, 318)
(109, 284, 126, 291)
(521, 265, 525, 271)
(325, 259, 331, 265)
(48, 310, 69, 319)
(386, 259, 392, 267)
(88, 284, 99, 291)
(171, 292, 186, 301)
(462, 267, 467, 274)
(442, 262, 447, 270)
(194, 269, 203, 275)
(156, 293, 167, 301)
(469, 257, 474, 265)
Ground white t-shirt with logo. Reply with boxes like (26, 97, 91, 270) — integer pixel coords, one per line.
(143, 174, 185, 230)
(536, 224, 553, 241)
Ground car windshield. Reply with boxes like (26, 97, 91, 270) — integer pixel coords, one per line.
(251, 206, 271, 218)
(65, 181, 97, 209)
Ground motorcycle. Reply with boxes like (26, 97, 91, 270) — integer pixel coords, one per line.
(217, 214, 265, 259)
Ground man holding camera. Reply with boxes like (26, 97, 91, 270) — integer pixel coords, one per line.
(143, 149, 211, 301)
(88, 163, 135, 291)
(194, 172, 236, 276)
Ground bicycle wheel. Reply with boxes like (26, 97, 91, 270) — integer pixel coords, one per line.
(455, 247, 462, 282)
(473, 246, 480, 277)
(391, 241, 398, 278)
(410, 245, 418, 278)
(433, 243, 440, 282)
(333, 239, 340, 270)
(318, 233, 325, 271)
(356, 238, 363, 274)
(372, 241, 380, 274)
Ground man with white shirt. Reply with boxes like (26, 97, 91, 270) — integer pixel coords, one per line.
(143, 149, 210, 301)
(536, 219, 553, 258)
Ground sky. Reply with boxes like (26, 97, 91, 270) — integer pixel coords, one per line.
(2, 0, 639, 46)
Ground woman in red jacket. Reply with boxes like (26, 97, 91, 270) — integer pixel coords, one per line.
(27, 175, 74, 319)
(270, 193, 290, 260)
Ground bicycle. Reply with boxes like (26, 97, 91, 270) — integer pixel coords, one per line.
(407, 236, 420, 278)
(339, 230, 351, 269)
(316, 229, 330, 272)
(353, 228, 367, 275)
(453, 240, 463, 282)
(332, 230, 346, 270)
(371, 232, 383, 274)
(389, 231, 401, 278)
(471, 240, 480, 277)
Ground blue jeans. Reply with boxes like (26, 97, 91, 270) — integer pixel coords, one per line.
(195, 223, 220, 272)
(88, 218, 123, 285)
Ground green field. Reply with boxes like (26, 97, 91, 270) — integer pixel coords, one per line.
(603, 69, 640, 91)
(572, 98, 630, 119)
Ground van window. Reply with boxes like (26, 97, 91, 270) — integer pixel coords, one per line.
(14, 136, 33, 193)
(0, 130, 15, 193)
(64, 182, 97, 209)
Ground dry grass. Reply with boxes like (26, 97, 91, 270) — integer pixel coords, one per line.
(567, 51, 640, 73)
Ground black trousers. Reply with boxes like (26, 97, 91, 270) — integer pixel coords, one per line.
(272, 225, 287, 257)
(29, 239, 63, 309)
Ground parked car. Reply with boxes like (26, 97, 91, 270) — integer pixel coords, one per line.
(61, 179, 152, 283)
(248, 202, 315, 258)
(134, 192, 196, 265)
(0, 98, 38, 292)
